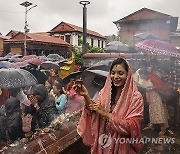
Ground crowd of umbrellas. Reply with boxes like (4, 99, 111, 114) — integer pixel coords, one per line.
(0, 54, 66, 89)
(0, 54, 66, 69)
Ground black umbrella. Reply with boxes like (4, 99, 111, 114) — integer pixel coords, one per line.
(88, 58, 115, 71)
(81, 70, 107, 98)
(0, 68, 38, 88)
(40, 61, 60, 70)
(62, 71, 82, 85)
(86, 70, 108, 77)
(28, 69, 48, 85)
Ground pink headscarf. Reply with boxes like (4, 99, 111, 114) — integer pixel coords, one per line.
(77, 58, 143, 154)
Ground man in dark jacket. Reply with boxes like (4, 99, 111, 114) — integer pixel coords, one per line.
(32, 84, 57, 128)
(0, 98, 22, 142)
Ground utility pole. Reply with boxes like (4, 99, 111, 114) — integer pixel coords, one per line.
(79, 1, 90, 55)
(20, 1, 37, 56)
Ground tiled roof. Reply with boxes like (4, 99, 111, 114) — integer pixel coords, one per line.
(51, 21, 106, 39)
(32, 32, 50, 36)
(5, 32, 69, 46)
(6, 30, 19, 36)
(0, 35, 10, 40)
(114, 8, 172, 23)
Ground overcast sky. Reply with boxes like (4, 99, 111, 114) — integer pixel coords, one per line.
(0, 0, 180, 36)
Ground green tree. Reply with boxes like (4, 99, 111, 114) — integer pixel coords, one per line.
(70, 41, 104, 66)
(70, 45, 83, 66)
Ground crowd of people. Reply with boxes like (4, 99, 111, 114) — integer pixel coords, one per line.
(0, 56, 179, 154)
(133, 57, 179, 136)
(0, 68, 84, 144)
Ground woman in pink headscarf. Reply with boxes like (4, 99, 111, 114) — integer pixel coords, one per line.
(76, 58, 144, 154)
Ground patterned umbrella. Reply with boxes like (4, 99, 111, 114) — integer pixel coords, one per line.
(135, 39, 180, 58)
(0, 68, 38, 88)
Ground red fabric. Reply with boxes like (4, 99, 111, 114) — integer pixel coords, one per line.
(0, 89, 10, 107)
(127, 118, 143, 153)
(148, 73, 171, 91)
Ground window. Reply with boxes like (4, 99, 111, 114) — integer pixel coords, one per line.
(61, 24, 64, 30)
(78, 35, 82, 46)
(91, 38, 94, 47)
(65, 35, 71, 43)
(101, 41, 104, 48)
(98, 40, 100, 47)
(60, 35, 65, 40)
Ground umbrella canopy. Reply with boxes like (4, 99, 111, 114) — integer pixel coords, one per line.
(0, 61, 9, 68)
(40, 61, 60, 70)
(88, 58, 115, 71)
(134, 32, 160, 40)
(47, 54, 65, 62)
(0, 57, 9, 61)
(0, 68, 38, 88)
(1, 61, 19, 69)
(81, 70, 107, 98)
(29, 58, 44, 66)
(86, 70, 108, 77)
(62, 71, 82, 85)
(14, 61, 30, 68)
(104, 41, 136, 53)
(135, 39, 180, 58)
(28, 69, 48, 85)
(23, 55, 38, 60)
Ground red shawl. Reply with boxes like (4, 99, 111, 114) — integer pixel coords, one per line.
(148, 73, 171, 91)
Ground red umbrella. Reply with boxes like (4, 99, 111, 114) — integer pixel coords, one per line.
(15, 61, 29, 68)
(23, 55, 38, 60)
(135, 39, 180, 58)
(29, 58, 44, 66)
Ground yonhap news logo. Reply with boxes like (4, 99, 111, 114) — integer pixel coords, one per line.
(98, 134, 175, 148)
(98, 134, 112, 148)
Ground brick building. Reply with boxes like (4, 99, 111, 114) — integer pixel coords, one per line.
(113, 8, 178, 46)
(170, 29, 180, 50)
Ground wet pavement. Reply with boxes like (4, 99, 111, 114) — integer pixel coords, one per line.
(141, 115, 180, 154)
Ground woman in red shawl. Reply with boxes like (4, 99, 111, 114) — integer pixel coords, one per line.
(76, 58, 144, 154)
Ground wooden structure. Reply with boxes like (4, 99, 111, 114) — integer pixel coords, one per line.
(1, 113, 90, 154)
(114, 8, 178, 45)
